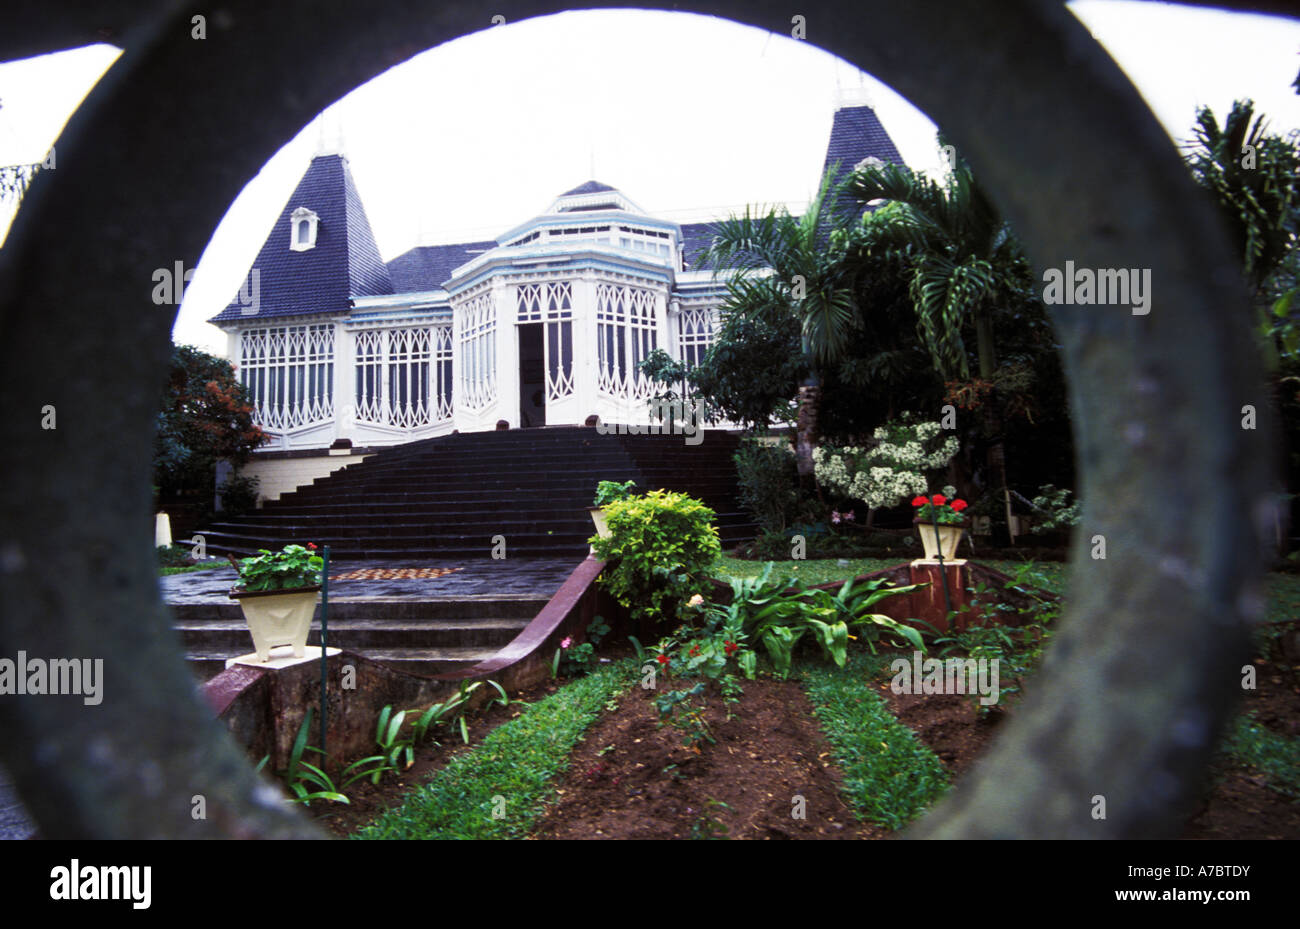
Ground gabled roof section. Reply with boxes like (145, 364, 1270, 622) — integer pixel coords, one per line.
(821, 104, 905, 189)
(387, 240, 498, 293)
(211, 154, 393, 325)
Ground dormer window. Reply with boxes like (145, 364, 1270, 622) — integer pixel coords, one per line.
(290, 207, 319, 251)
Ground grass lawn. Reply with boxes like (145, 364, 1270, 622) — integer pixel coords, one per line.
(715, 553, 1066, 593)
(159, 562, 227, 576)
(353, 660, 634, 839)
(800, 652, 949, 830)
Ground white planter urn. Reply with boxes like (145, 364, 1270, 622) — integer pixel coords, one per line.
(229, 586, 320, 663)
(586, 506, 612, 540)
(914, 520, 967, 561)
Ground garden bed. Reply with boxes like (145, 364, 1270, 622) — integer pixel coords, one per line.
(532, 675, 882, 839)
(293, 573, 1300, 840)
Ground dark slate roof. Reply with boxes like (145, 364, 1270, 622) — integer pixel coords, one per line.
(386, 240, 498, 293)
(821, 105, 905, 183)
(211, 154, 393, 324)
(680, 222, 726, 272)
(560, 180, 616, 196)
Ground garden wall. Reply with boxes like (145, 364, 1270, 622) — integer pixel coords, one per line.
(237, 449, 375, 505)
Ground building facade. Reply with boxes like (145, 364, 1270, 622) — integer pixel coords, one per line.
(211, 103, 904, 452)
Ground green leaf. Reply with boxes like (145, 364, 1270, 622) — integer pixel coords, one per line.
(385, 709, 407, 747)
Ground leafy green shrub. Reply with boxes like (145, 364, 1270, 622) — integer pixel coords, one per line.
(219, 473, 260, 516)
(593, 480, 637, 507)
(725, 567, 923, 678)
(734, 440, 802, 533)
(591, 490, 721, 624)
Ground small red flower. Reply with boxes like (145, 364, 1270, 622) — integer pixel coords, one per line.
(951, 499, 968, 512)
(931, 494, 947, 506)
(911, 496, 928, 507)
(656, 654, 670, 665)
(724, 641, 738, 656)
(689, 644, 700, 657)
(306, 542, 317, 550)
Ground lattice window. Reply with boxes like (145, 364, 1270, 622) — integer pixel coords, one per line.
(596, 282, 628, 395)
(239, 324, 334, 431)
(546, 318, 574, 400)
(354, 329, 384, 425)
(353, 326, 453, 428)
(518, 281, 574, 401)
(434, 326, 453, 421)
(516, 281, 572, 322)
(627, 287, 658, 400)
(597, 283, 658, 399)
(677, 306, 716, 369)
(458, 291, 497, 410)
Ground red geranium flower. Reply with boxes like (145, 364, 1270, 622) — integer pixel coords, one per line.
(656, 654, 670, 665)
(724, 641, 738, 656)
(931, 494, 947, 506)
(951, 499, 968, 512)
(911, 496, 928, 507)
(307, 542, 317, 550)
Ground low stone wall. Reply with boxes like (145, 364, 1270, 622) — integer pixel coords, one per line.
(203, 557, 623, 774)
(237, 450, 375, 505)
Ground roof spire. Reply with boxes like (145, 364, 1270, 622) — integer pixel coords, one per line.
(833, 81, 874, 111)
(314, 106, 346, 157)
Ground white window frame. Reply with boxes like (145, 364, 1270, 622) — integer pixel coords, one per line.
(290, 206, 319, 252)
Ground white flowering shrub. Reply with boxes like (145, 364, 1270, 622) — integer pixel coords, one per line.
(814, 419, 959, 512)
(1028, 484, 1081, 533)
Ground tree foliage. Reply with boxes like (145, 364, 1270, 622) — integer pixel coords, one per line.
(1183, 99, 1300, 296)
(153, 344, 266, 496)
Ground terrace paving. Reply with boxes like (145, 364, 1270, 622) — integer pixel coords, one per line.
(163, 557, 585, 680)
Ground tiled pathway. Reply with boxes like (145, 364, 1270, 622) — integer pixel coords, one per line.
(160, 557, 581, 604)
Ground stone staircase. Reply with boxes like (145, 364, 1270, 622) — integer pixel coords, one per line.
(195, 426, 755, 560)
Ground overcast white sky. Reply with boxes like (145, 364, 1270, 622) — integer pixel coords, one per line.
(1, 2, 1298, 353)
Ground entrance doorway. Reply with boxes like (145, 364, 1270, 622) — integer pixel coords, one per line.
(518, 324, 546, 427)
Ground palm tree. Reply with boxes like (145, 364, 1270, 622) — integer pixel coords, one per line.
(842, 151, 1041, 536)
(1183, 100, 1300, 371)
(696, 170, 858, 476)
(842, 156, 1030, 383)
(1183, 99, 1300, 297)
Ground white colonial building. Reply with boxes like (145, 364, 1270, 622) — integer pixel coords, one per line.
(211, 102, 904, 462)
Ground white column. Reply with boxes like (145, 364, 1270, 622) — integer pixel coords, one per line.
(492, 279, 514, 426)
(667, 298, 681, 358)
(574, 272, 600, 420)
(226, 328, 241, 367)
(333, 323, 355, 442)
(654, 288, 671, 362)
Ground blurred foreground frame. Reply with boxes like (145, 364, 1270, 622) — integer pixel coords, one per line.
(0, 0, 1280, 838)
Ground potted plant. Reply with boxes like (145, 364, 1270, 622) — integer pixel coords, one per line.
(228, 543, 323, 663)
(910, 494, 970, 561)
(587, 480, 637, 540)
